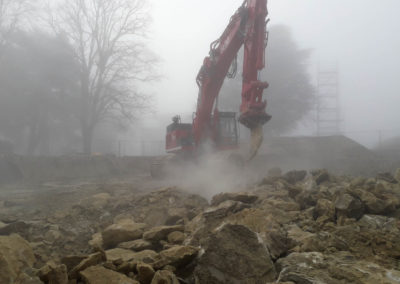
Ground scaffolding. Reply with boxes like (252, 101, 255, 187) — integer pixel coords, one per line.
(316, 63, 341, 136)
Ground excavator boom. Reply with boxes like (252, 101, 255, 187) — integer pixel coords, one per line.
(193, 0, 270, 159)
(164, 0, 271, 162)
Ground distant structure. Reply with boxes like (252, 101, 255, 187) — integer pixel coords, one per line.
(316, 63, 341, 136)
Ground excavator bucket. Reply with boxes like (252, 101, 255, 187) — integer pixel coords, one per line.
(248, 124, 263, 161)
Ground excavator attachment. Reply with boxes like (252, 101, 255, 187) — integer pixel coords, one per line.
(249, 124, 263, 161)
(239, 109, 270, 161)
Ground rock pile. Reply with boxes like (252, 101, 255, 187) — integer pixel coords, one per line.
(2, 169, 400, 283)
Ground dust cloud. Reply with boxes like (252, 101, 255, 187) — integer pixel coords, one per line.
(1, 0, 400, 283)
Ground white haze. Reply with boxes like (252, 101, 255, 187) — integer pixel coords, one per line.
(144, 0, 400, 148)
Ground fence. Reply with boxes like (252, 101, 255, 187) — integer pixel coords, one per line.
(92, 139, 165, 157)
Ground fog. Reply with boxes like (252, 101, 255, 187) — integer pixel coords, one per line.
(147, 0, 400, 148)
(0, 0, 400, 156)
(2, 3, 400, 281)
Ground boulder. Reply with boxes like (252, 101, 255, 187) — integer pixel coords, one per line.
(137, 262, 155, 284)
(38, 261, 68, 284)
(151, 270, 179, 284)
(115, 260, 136, 274)
(0, 234, 36, 284)
(351, 188, 398, 215)
(299, 231, 349, 253)
(395, 168, 400, 183)
(89, 232, 103, 249)
(276, 252, 328, 283)
(350, 177, 366, 188)
(295, 189, 319, 210)
(225, 208, 293, 260)
(211, 192, 258, 206)
(312, 169, 330, 185)
(266, 199, 300, 212)
(226, 208, 280, 233)
(302, 175, 318, 191)
(262, 228, 293, 260)
(80, 193, 112, 210)
(118, 239, 154, 251)
(143, 225, 184, 243)
(358, 214, 397, 231)
(287, 225, 315, 244)
(335, 193, 364, 220)
(284, 170, 307, 184)
(61, 255, 87, 272)
(194, 224, 276, 283)
(203, 200, 251, 220)
(102, 219, 146, 248)
(314, 199, 335, 221)
(377, 172, 397, 184)
(154, 245, 199, 269)
(128, 187, 207, 227)
(69, 251, 106, 279)
(80, 265, 139, 284)
(276, 251, 400, 284)
(334, 222, 400, 260)
(105, 248, 157, 263)
(167, 231, 185, 244)
(366, 195, 395, 215)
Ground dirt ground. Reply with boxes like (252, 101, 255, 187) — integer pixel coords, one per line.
(2, 137, 400, 283)
(2, 166, 400, 283)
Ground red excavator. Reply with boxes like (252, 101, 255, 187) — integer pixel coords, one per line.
(152, 0, 271, 177)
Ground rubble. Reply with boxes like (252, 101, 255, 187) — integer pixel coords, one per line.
(154, 245, 199, 270)
(69, 251, 106, 279)
(395, 168, 400, 183)
(37, 261, 68, 284)
(276, 251, 400, 283)
(334, 193, 365, 219)
(118, 239, 154, 251)
(105, 248, 157, 263)
(151, 270, 179, 284)
(0, 234, 37, 283)
(167, 231, 184, 244)
(137, 262, 155, 284)
(102, 219, 147, 249)
(1, 168, 400, 283)
(194, 224, 277, 283)
(143, 225, 184, 243)
(210, 191, 259, 206)
(80, 265, 139, 284)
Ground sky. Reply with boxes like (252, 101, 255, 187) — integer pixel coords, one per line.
(144, 0, 400, 148)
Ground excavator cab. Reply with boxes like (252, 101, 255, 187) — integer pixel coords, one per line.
(216, 111, 239, 149)
(165, 112, 239, 154)
(166, 116, 194, 154)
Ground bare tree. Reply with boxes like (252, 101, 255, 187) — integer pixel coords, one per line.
(50, 0, 158, 154)
(0, 0, 32, 55)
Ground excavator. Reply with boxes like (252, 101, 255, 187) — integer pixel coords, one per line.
(151, 0, 271, 177)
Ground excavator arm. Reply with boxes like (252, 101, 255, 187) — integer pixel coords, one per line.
(193, 0, 271, 159)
